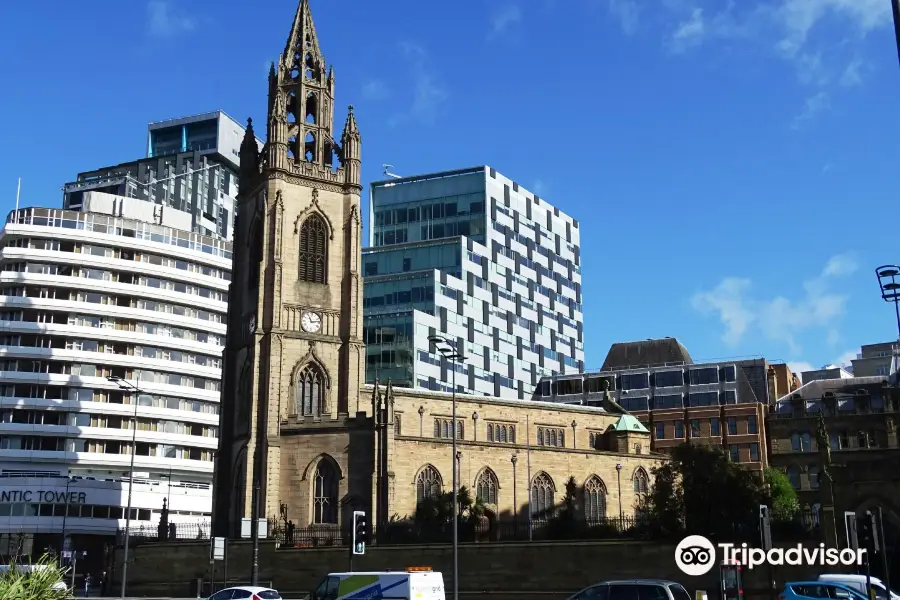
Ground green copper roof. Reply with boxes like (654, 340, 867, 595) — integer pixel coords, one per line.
(613, 414, 649, 433)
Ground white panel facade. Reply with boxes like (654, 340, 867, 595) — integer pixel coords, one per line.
(0, 206, 231, 538)
(363, 166, 584, 401)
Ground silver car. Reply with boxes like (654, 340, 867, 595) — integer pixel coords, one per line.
(567, 579, 694, 600)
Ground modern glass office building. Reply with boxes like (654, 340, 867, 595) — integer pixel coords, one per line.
(363, 166, 584, 400)
(62, 111, 263, 242)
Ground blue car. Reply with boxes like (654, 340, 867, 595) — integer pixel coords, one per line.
(781, 581, 870, 600)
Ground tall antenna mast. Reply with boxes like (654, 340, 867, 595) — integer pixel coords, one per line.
(15, 178, 21, 213)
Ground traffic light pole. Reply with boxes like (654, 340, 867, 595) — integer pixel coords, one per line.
(350, 511, 366, 573)
(876, 508, 890, 599)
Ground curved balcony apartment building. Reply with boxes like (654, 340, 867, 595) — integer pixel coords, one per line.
(0, 202, 229, 560)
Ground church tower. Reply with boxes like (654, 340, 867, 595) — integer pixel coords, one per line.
(213, 0, 364, 537)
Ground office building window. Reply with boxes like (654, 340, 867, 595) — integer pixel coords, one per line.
(727, 417, 737, 435)
(674, 421, 684, 439)
(748, 415, 758, 434)
(689, 419, 701, 437)
(710, 418, 720, 436)
(729, 445, 740, 462)
(654, 422, 665, 439)
(749, 443, 759, 462)
(791, 432, 811, 452)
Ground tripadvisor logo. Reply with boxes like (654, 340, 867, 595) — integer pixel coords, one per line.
(675, 535, 866, 576)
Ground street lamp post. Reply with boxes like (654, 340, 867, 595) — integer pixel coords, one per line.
(891, 0, 900, 68)
(107, 374, 143, 600)
(615, 463, 623, 523)
(427, 335, 465, 600)
(875, 265, 900, 339)
(510, 454, 518, 533)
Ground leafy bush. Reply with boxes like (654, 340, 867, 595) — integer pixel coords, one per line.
(0, 554, 72, 600)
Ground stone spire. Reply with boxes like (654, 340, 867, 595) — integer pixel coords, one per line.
(268, 0, 336, 171)
(341, 105, 361, 189)
(238, 118, 259, 186)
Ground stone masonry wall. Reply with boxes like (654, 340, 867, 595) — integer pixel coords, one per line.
(118, 540, 835, 600)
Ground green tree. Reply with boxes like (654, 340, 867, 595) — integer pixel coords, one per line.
(764, 468, 799, 522)
(413, 486, 485, 540)
(548, 476, 579, 536)
(640, 443, 766, 540)
(0, 553, 72, 600)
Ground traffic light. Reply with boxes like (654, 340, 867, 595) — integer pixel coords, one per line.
(857, 512, 875, 551)
(352, 511, 366, 555)
(859, 511, 881, 552)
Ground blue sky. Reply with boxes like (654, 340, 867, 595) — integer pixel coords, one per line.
(1, 0, 899, 376)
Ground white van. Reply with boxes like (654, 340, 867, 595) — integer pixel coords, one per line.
(313, 568, 445, 600)
(818, 574, 900, 600)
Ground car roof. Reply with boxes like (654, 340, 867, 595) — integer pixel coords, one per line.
(820, 575, 874, 582)
(222, 587, 278, 592)
(788, 582, 861, 588)
(596, 580, 685, 586)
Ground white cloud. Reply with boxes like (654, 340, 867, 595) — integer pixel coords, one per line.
(791, 91, 829, 129)
(775, 0, 890, 55)
(691, 277, 755, 346)
(669, 8, 706, 52)
(655, 0, 890, 125)
(490, 5, 522, 37)
(788, 349, 857, 383)
(388, 43, 448, 127)
(833, 350, 857, 367)
(788, 361, 816, 376)
(361, 79, 390, 101)
(839, 57, 865, 87)
(608, 0, 640, 36)
(823, 253, 858, 277)
(147, 1, 194, 37)
(691, 253, 858, 354)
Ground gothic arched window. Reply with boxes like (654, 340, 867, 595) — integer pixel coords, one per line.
(584, 476, 607, 522)
(393, 415, 401, 436)
(475, 468, 499, 506)
(298, 214, 327, 284)
(530, 472, 555, 518)
(296, 364, 326, 416)
(633, 468, 649, 494)
(416, 465, 442, 504)
(312, 459, 338, 524)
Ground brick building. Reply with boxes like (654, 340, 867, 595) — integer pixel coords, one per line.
(534, 338, 772, 473)
(768, 375, 900, 539)
(212, 0, 665, 538)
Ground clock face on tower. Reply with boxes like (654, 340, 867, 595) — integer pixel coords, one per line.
(301, 311, 322, 333)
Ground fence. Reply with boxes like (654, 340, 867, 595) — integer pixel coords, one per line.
(121, 511, 820, 548)
(272, 516, 652, 548)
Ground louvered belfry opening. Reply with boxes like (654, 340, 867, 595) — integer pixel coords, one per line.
(298, 214, 327, 283)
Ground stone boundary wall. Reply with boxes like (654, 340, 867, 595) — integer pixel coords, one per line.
(117, 540, 846, 600)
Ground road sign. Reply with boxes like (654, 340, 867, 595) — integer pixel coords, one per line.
(240, 518, 268, 539)
(211, 537, 225, 561)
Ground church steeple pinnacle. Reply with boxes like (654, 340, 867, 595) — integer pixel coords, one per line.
(282, 0, 324, 74)
(267, 0, 341, 176)
(341, 105, 361, 188)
